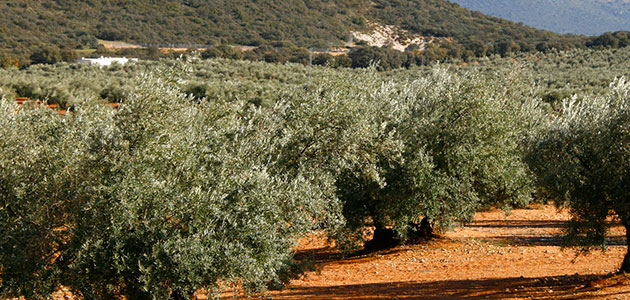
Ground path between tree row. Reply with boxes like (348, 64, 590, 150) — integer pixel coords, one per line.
(223, 204, 629, 300)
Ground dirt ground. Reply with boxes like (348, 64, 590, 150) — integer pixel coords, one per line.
(41, 204, 629, 300)
(224, 204, 629, 300)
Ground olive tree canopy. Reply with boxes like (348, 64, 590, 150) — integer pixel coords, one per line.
(527, 77, 630, 273)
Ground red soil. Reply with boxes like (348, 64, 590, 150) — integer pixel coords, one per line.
(18, 204, 629, 300)
(224, 204, 629, 300)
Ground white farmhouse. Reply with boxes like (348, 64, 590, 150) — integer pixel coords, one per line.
(77, 56, 138, 66)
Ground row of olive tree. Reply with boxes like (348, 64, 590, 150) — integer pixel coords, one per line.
(0, 58, 403, 299)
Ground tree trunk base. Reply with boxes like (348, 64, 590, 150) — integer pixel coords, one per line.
(621, 253, 630, 274)
(361, 228, 401, 253)
(171, 290, 189, 300)
(408, 217, 434, 244)
(621, 222, 630, 274)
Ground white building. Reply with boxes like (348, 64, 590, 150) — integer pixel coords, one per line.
(77, 56, 138, 66)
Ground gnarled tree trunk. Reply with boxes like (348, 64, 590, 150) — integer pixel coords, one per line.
(408, 217, 434, 244)
(361, 201, 402, 253)
(362, 226, 401, 253)
(171, 291, 189, 300)
(622, 221, 630, 273)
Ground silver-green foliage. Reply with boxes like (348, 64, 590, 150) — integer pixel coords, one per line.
(0, 57, 547, 298)
(527, 77, 630, 272)
(336, 68, 545, 246)
(0, 65, 317, 299)
(0, 58, 407, 298)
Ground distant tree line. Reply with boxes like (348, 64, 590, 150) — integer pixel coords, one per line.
(198, 31, 630, 71)
(4, 28, 630, 72)
(1, 0, 630, 69)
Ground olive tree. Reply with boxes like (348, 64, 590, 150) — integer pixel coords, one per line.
(527, 77, 630, 273)
(336, 69, 545, 250)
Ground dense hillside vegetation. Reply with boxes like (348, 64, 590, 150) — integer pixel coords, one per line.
(2, 0, 628, 67)
(450, 0, 630, 35)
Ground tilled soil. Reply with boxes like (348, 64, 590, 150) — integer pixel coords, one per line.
(225, 204, 629, 300)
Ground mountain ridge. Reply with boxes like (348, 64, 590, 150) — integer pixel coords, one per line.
(449, 0, 630, 35)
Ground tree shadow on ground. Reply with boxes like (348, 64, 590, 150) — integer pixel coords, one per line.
(465, 219, 626, 247)
(279, 218, 630, 300)
(467, 220, 568, 229)
(468, 220, 622, 230)
(480, 234, 628, 247)
(294, 245, 414, 267)
(295, 219, 626, 262)
(272, 274, 630, 300)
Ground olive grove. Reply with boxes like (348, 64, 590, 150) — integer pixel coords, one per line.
(1, 54, 628, 299)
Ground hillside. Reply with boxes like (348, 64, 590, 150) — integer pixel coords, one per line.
(449, 0, 630, 35)
(0, 0, 595, 66)
(0, 1, 364, 59)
